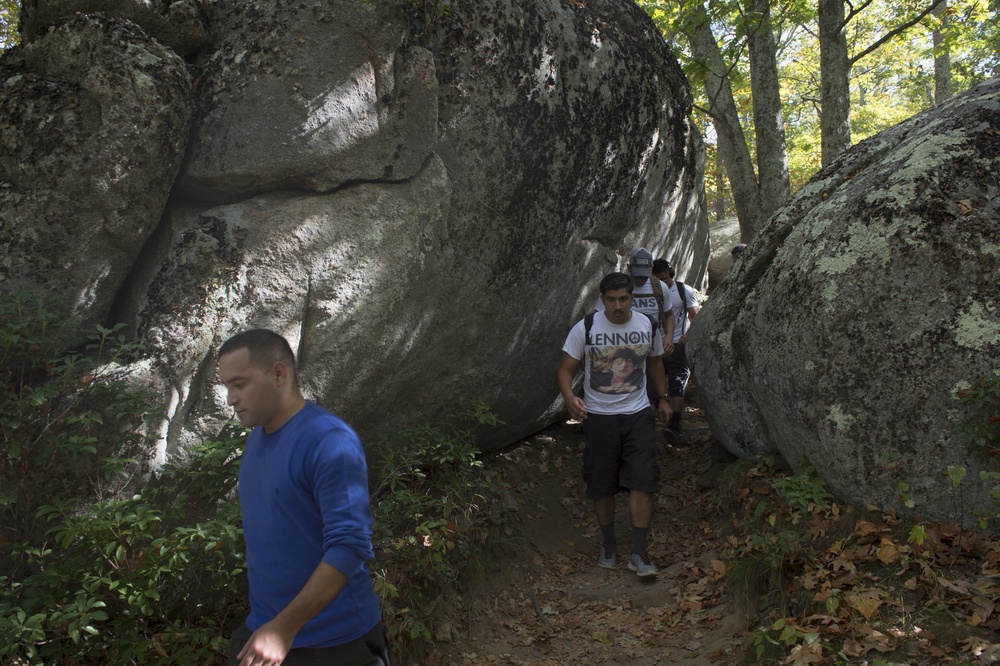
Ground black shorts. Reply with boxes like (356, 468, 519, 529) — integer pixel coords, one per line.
(581, 408, 660, 499)
(664, 343, 690, 397)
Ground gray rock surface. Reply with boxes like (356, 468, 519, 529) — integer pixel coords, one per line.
(706, 217, 741, 293)
(0, 14, 192, 341)
(176, 1, 436, 200)
(688, 77, 1000, 526)
(19, 0, 208, 56)
(78, 0, 708, 454)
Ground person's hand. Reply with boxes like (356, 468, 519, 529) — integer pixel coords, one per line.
(237, 619, 296, 666)
(657, 400, 672, 424)
(566, 395, 588, 421)
(663, 341, 675, 356)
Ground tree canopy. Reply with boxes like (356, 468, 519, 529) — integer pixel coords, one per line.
(638, 0, 1000, 234)
(0, 0, 17, 49)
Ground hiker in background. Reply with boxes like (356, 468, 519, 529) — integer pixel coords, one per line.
(218, 329, 390, 666)
(595, 248, 674, 408)
(706, 243, 749, 295)
(652, 259, 700, 435)
(558, 272, 672, 577)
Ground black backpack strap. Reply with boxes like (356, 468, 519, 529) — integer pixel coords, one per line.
(676, 281, 688, 335)
(644, 312, 659, 336)
(650, 277, 665, 326)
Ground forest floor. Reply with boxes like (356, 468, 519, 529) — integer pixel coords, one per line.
(424, 400, 752, 665)
(421, 395, 1000, 666)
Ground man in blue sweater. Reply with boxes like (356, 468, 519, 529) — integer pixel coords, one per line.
(218, 329, 388, 666)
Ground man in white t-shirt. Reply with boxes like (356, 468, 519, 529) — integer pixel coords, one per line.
(558, 272, 672, 577)
(595, 248, 675, 407)
(652, 259, 701, 434)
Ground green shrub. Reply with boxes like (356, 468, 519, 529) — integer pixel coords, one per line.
(1, 293, 160, 544)
(0, 433, 247, 664)
(726, 460, 833, 619)
(955, 371, 1000, 459)
(771, 461, 833, 515)
(1, 293, 516, 664)
(0, 294, 246, 665)
(367, 402, 513, 660)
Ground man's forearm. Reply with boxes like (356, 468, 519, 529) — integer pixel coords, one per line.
(237, 561, 351, 665)
(664, 311, 675, 343)
(274, 561, 349, 634)
(557, 367, 576, 404)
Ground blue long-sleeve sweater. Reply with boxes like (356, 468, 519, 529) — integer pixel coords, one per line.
(238, 401, 381, 648)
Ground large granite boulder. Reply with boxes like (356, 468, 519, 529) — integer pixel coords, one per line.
(705, 216, 741, 293)
(99, 0, 708, 454)
(19, 0, 208, 56)
(175, 1, 436, 200)
(0, 14, 192, 342)
(689, 77, 1000, 526)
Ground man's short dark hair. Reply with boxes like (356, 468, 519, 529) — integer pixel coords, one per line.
(599, 272, 634, 295)
(731, 244, 748, 259)
(219, 329, 297, 376)
(651, 259, 675, 278)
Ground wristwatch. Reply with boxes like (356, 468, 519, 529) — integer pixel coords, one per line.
(659, 394, 670, 400)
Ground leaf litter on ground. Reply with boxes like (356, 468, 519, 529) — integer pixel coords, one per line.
(424, 403, 1000, 665)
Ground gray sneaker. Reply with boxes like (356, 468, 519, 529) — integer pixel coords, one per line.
(598, 543, 618, 569)
(628, 552, 659, 577)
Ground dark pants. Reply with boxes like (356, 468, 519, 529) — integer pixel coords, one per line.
(229, 622, 391, 666)
(664, 343, 690, 398)
(581, 408, 660, 499)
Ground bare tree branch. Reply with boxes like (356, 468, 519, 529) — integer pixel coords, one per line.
(850, 0, 948, 64)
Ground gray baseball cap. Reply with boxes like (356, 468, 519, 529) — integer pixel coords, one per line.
(628, 248, 653, 277)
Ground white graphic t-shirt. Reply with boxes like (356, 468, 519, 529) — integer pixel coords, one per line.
(668, 282, 700, 343)
(562, 311, 664, 415)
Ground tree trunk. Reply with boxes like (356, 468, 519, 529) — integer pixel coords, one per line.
(818, 0, 852, 167)
(933, 0, 952, 103)
(714, 147, 726, 222)
(746, 0, 791, 221)
(687, 3, 763, 241)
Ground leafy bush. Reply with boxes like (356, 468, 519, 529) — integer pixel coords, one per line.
(2, 460, 246, 664)
(725, 459, 836, 618)
(367, 402, 514, 659)
(1, 293, 517, 664)
(0, 294, 246, 665)
(955, 371, 1000, 459)
(948, 372, 1000, 530)
(1, 293, 160, 544)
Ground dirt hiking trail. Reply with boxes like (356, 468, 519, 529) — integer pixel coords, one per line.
(427, 401, 751, 665)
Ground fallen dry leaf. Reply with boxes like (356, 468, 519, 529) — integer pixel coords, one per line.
(841, 637, 864, 657)
(968, 595, 995, 626)
(845, 588, 886, 620)
(876, 538, 901, 565)
(783, 639, 824, 665)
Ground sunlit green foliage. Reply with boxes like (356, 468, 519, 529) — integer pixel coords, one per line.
(0, 0, 18, 49)
(637, 0, 999, 204)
